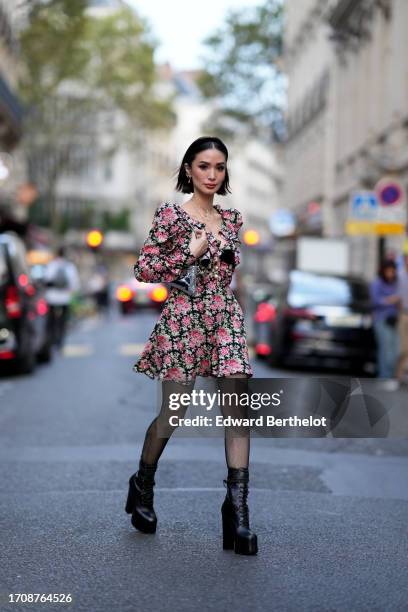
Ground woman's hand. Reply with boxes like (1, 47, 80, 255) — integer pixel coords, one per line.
(189, 229, 208, 259)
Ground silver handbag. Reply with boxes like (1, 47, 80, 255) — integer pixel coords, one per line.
(166, 264, 198, 296)
(167, 250, 211, 297)
(165, 250, 211, 296)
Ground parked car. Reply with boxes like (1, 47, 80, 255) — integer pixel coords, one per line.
(253, 269, 376, 374)
(0, 233, 52, 374)
(115, 278, 168, 314)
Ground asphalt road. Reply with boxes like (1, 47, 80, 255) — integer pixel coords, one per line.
(0, 307, 407, 612)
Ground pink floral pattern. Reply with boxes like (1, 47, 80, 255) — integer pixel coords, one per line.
(132, 201, 253, 384)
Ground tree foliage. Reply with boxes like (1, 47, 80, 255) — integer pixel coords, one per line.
(197, 0, 285, 142)
(19, 1, 175, 131)
(82, 8, 175, 130)
(18, 0, 90, 103)
(18, 0, 175, 232)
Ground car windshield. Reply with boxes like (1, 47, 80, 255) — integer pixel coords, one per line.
(288, 271, 369, 307)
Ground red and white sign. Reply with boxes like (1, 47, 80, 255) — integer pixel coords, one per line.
(374, 177, 406, 224)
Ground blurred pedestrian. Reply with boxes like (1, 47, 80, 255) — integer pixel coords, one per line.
(369, 260, 400, 387)
(44, 246, 80, 349)
(396, 243, 408, 385)
(89, 263, 110, 317)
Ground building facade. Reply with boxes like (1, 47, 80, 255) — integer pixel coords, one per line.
(48, 0, 282, 254)
(284, 0, 408, 279)
(0, 0, 25, 217)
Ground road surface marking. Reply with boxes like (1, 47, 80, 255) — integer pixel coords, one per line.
(62, 344, 94, 357)
(119, 343, 145, 355)
(75, 317, 101, 332)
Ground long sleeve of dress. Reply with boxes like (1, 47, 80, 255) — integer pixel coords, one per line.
(133, 202, 197, 283)
(229, 208, 243, 268)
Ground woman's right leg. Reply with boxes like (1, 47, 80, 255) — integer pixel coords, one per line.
(126, 379, 196, 533)
(140, 379, 196, 465)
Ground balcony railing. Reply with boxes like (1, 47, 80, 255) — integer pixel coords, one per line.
(326, 0, 392, 54)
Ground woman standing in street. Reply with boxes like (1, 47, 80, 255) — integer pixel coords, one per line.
(126, 136, 257, 555)
(370, 259, 400, 389)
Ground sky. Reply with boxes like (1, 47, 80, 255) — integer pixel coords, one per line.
(127, 0, 263, 71)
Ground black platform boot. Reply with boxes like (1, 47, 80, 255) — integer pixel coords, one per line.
(125, 459, 158, 533)
(221, 467, 258, 555)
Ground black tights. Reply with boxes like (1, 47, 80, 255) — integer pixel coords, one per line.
(140, 377, 250, 469)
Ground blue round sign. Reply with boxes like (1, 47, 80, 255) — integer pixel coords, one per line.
(375, 178, 404, 207)
(269, 209, 296, 237)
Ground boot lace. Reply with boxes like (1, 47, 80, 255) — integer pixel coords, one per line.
(224, 479, 249, 526)
(235, 483, 249, 525)
(136, 475, 155, 507)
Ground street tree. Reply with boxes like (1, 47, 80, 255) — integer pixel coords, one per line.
(18, 0, 175, 233)
(197, 0, 285, 142)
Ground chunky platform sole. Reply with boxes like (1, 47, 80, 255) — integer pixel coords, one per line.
(222, 509, 258, 555)
(131, 511, 157, 534)
(125, 486, 134, 514)
(125, 477, 157, 534)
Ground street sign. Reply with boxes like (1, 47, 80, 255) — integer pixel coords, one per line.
(346, 191, 378, 235)
(349, 191, 378, 220)
(346, 186, 406, 236)
(375, 177, 405, 207)
(269, 209, 296, 237)
(375, 177, 406, 229)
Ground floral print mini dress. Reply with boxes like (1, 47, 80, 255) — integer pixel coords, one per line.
(132, 201, 253, 385)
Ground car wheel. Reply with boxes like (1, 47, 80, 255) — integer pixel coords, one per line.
(37, 340, 52, 363)
(268, 348, 283, 368)
(16, 345, 36, 374)
(351, 361, 376, 377)
(267, 329, 284, 368)
(14, 324, 37, 374)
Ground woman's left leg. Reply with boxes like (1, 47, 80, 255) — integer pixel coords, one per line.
(217, 374, 257, 555)
(216, 374, 250, 469)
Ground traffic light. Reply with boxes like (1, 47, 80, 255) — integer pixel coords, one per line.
(243, 229, 260, 246)
(86, 229, 104, 249)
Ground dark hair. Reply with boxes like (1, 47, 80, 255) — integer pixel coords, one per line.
(175, 136, 232, 195)
(378, 259, 397, 282)
(57, 246, 66, 258)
